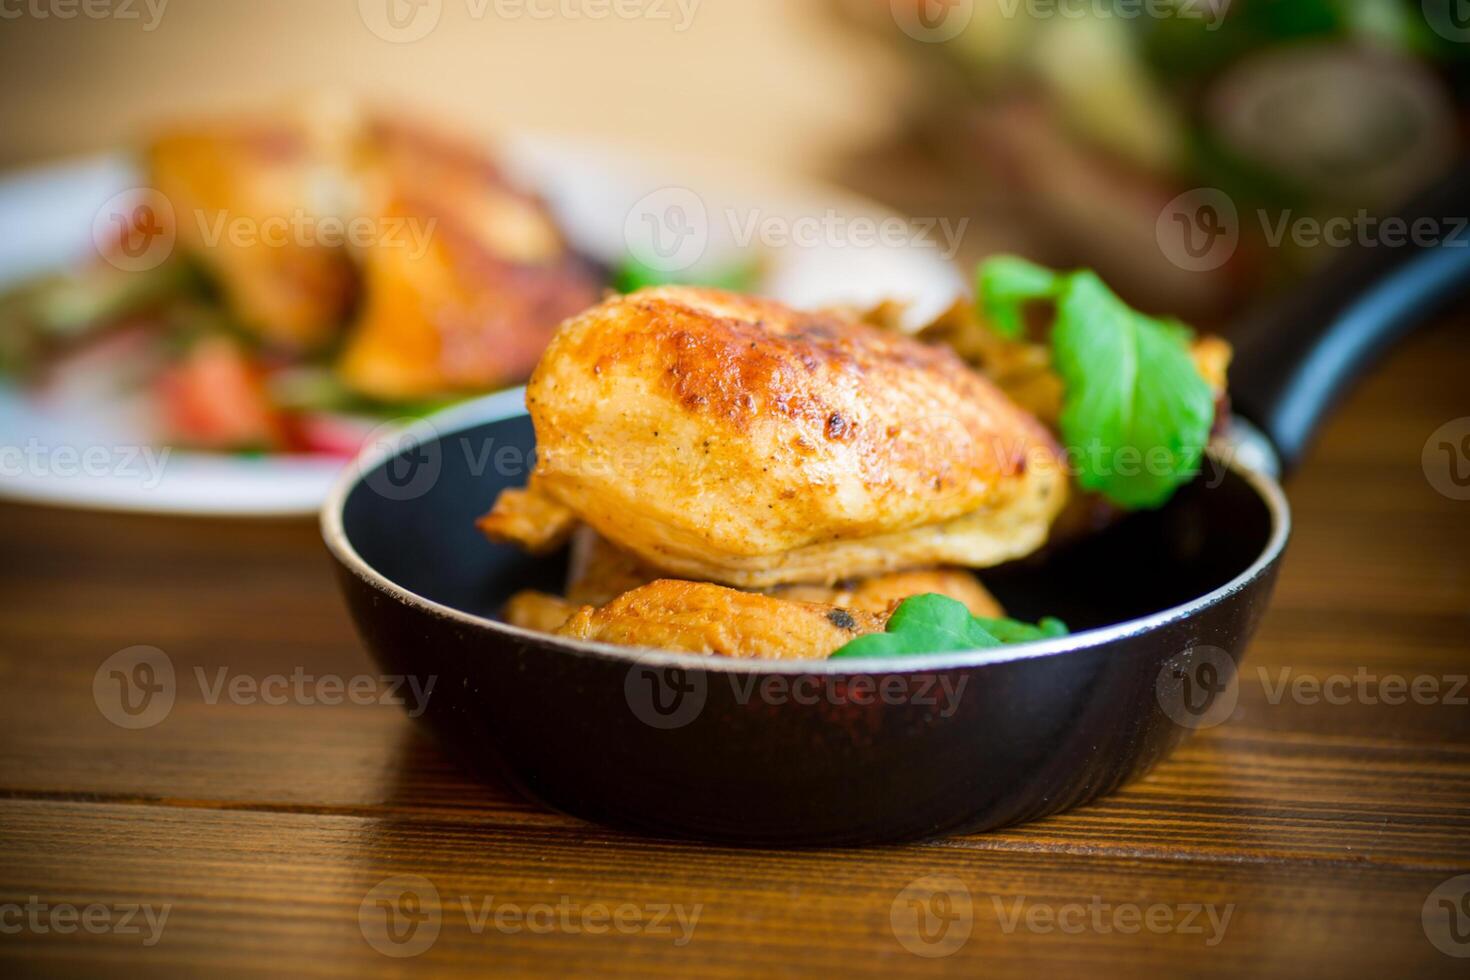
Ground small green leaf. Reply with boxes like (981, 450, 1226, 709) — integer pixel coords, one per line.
(974, 257, 1216, 510)
(975, 255, 1062, 339)
(1051, 273, 1215, 509)
(970, 615, 1071, 644)
(829, 594, 1068, 660)
(613, 256, 762, 294)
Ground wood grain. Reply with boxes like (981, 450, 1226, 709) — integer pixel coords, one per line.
(0, 315, 1467, 977)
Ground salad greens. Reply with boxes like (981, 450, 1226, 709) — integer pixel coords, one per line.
(829, 594, 1067, 660)
(977, 256, 1216, 510)
(0, 261, 204, 378)
(612, 255, 762, 294)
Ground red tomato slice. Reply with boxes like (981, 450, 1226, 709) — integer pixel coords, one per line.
(155, 337, 284, 450)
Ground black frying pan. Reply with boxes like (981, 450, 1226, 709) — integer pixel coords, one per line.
(322, 171, 1470, 845)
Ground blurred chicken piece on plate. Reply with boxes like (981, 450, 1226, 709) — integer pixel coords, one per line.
(146, 102, 603, 401)
(148, 119, 357, 350)
(335, 116, 603, 400)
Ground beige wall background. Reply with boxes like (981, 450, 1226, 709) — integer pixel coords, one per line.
(0, 0, 909, 178)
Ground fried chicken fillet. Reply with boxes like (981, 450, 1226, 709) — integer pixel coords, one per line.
(554, 527, 1006, 615)
(555, 580, 886, 660)
(480, 287, 1068, 587)
(500, 530, 1006, 652)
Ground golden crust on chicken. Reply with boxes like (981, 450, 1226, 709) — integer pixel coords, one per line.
(482, 287, 1068, 587)
(555, 579, 886, 659)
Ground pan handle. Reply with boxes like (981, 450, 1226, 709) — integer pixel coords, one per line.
(1228, 164, 1470, 473)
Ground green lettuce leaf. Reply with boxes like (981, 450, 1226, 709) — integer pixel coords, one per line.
(829, 594, 1068, 660)
(976, 257, 1216, 509)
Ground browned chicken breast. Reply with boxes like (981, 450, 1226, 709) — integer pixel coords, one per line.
(503, 530, 1004, 643)
(558, 528, 1005, 615)
(146, 102, 601, 399)
(555, 580, 885, 659)
(480, 287, 1068, 587)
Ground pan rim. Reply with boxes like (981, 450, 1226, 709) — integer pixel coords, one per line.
(321, 389, 1292, 675)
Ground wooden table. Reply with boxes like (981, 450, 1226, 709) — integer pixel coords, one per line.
(1, 315, 1467, 978)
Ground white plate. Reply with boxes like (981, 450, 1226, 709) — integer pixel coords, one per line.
(0, 137, 965, 516)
